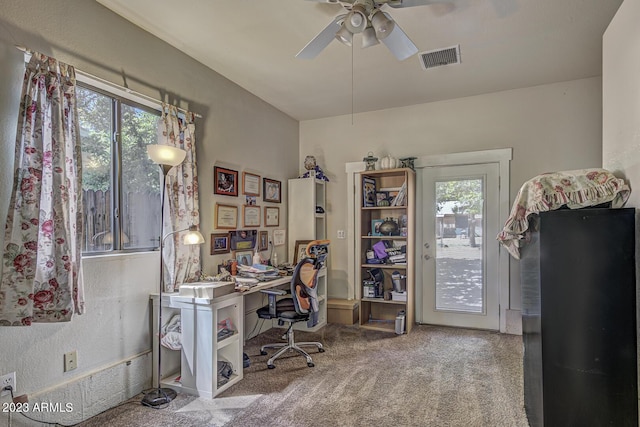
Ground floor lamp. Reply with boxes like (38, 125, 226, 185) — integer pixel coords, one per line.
(143, 144, 204, 408)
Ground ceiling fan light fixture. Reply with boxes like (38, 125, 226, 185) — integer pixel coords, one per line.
(362, 25, 380, 48)
(335, 24, 353, 46)
(344, 4, 368, 33)
(371, 9, 395, 40)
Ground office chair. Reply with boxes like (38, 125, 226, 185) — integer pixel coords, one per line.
(256, 239, 330, 369)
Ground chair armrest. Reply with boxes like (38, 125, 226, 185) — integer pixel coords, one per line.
(260, 288, 287, 317)
(260, 289, 287, 296)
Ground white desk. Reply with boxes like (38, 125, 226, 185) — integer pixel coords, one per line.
(149, 276, 294, 398)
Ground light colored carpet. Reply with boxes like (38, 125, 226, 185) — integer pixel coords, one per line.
(76, 324, 528, 427)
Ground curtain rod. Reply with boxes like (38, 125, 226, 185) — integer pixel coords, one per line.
(15, 45, 202, 119)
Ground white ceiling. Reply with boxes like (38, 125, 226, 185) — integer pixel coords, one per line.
(96, 0, 622, 121)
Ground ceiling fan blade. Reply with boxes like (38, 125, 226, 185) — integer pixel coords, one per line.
(296, 14, 346, 59)
(387, 0, 450, 8)
(380, 13, 418, 61)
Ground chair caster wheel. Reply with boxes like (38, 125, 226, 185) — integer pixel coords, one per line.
(260, 350, 267, 355)
(318, 348, 325, 353)
(267, 364, 275, 369)
(307, 362, 314, 367)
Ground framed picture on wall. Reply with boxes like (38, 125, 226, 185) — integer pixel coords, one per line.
(243, 205, 261, 227)
(242, 172, 260, 196)
(210, 233, 230, 255)
(258, 230, 269, 251)
(214, 166, 238, 196)
(263, 178, 281, 203)
(265, 206, 279, 227)
(215, 203, 238, 229)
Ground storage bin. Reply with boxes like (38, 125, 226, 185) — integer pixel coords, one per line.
(327, 299, 359, 325)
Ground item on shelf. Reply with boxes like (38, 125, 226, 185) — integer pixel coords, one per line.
(372, 240, 389, 260)
(365, 268, 384, 298)
(363, 152, 378, 171)
(160, 314, 182, 350)
(391, 181, 407, 206)
(363, 176, 377, 207)
(379, 217, 399, 236)
(392, 271, 406, 292)
(392, 291, 407, 302)
(398, 156, 417, 170)
(217, 360, 234, 387)
(380, 155, 397, 170)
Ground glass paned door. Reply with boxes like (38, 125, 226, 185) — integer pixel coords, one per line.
(420, 164, 499, 330)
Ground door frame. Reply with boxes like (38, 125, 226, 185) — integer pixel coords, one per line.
(414, 149, 511, 332)
(345, 148, 512, 332)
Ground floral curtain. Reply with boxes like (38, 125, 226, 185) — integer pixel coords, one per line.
(0, 53, 84, 326)
(157, 104, 201, 292)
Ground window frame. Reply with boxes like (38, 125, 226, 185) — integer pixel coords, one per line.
(77, 81, 162, 256)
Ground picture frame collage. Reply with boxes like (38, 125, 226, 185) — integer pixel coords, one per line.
(211, 165, 280, 256)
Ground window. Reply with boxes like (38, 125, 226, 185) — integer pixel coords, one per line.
(77, 85, 161, 254)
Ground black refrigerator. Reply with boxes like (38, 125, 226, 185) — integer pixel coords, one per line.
(520, 208, 637, 427)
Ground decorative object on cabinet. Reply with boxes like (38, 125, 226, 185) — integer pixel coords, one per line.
(242, 172, 260, 196)
(300, 155, 330, 182)
(214, 166, 238, 197)
(144, 143, 205, 407)
(379, 155, 397, 170)
(242, 205, 261, 227)
(229, 230, 257, 250)
(215, 204, 238, 229)
(265, 206, 280, 226)
(363, 152, 378, 171)
(263, 178, 282, 203)
(357, 168, 415, 334)
(258, 230, 269, 251)
(210, 233, 230, 255)
(398, 156, 417, 170)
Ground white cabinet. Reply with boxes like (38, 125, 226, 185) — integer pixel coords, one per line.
(288, 176, 328, 332)
(288, 176, 326, 262)
(152, 292, 244, 399)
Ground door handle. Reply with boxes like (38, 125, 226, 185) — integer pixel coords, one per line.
(423, 254, 431, 260)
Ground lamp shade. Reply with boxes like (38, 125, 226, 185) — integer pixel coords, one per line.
(183, 229, 205, 245)
(344, 5, 368, 34)
(362, 26, 380, 48)
(371, 10, 395, 40)
(147, 144, 187, 167)
(335, 24, 353, 46)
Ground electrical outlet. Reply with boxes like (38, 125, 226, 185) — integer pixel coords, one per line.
(0, 372, 16, 397)
(64, 350, 77, 372)
(337, 230, 346, 239)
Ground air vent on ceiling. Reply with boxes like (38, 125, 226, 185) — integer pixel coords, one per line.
(419, 45, 461, 70)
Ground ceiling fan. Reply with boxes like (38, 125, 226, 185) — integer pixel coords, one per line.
(296, 0, 448, 61)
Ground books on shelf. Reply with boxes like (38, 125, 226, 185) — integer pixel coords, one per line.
(391, 181, 407, 206)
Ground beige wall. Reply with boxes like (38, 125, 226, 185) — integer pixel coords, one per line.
(300, 77, 604, 308)
(0, 0, 297, 422)
(603, 0, 640, 204)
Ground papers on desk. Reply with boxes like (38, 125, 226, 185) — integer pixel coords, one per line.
(237, 264, 280, 281)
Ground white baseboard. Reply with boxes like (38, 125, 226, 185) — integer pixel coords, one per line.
(1, 353, 151, 426)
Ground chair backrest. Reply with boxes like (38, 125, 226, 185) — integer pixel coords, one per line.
(290, 240, 330, 324)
